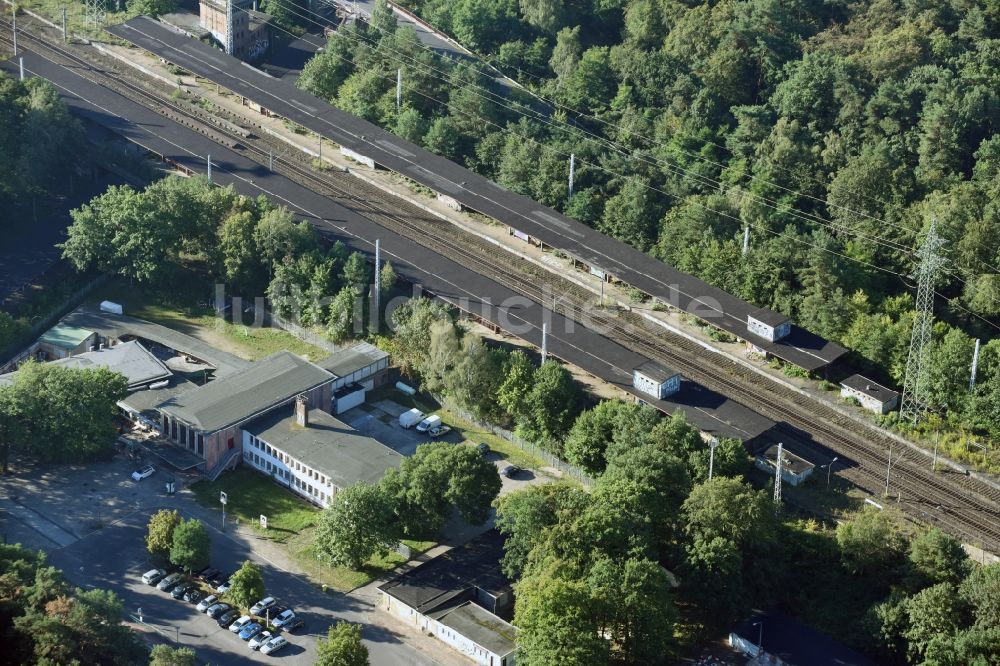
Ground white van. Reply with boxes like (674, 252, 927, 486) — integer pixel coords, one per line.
(416, 415, 442, 433)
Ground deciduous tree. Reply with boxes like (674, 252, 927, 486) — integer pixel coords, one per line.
(315, 483, 397, 569)
(316, 621, 369, 666)
(146, 509, 182, 559)
(226, 560, 265, 611)
(170, 519, 210, 574)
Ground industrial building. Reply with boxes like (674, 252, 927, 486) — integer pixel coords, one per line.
(379, 530, 517, 666)
(840, 374, 900, 414)
(242, 395, 402, 508)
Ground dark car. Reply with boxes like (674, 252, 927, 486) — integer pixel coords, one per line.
(501, 465, 522, 478)
(194, 565, 214, 579)
(262, 605, 289, 620)
(207, 603, 233, 619)
(171, 583, 195, 600)
(283, 616, 305, 633)
(198, 567, 220, 582)
(207, 571, 229, 587)
(477, 443, 490, 456)
(183, 588, 203, 604)
(216, 609, 241, 628)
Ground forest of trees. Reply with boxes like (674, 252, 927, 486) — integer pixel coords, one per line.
(0, 74, 83, 208)
(0, 544, 147, 664)
(296, 0, 1000, 453)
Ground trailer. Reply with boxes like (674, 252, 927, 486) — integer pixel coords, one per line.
(399, 408, 425, 429)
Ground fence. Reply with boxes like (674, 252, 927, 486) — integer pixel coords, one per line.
(441, 399, 595, 487)
(268, 312, 342, 356)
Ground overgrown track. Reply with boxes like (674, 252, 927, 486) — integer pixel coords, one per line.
(6, 18, 998, 551)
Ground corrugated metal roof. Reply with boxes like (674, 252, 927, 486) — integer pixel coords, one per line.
(245, 406, 401, 488)
(51, 340, 172, 388)
(158, 351, 333, 433)
(315, 342, 387, 377)
(435, 602, 516, 657)
(39, 325, 94, 349)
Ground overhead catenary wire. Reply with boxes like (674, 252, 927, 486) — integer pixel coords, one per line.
(268, 0, 1000, 268)
(117, 18, 1000, 336)
(263, 2, 1000, 284)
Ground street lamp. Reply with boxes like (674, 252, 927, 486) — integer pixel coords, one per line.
(708, 438, 719, 480)
(753, 621, 763, 656)
(826, 457, 839, 489)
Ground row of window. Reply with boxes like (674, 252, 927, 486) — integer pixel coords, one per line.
(245, 436, 331, 487)
(244, 451, 332, 505)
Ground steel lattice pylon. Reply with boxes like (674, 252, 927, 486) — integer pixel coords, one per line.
(84, 0, 105, 29)
(225, 0, 235, 55)
(899, 221, 947, 424)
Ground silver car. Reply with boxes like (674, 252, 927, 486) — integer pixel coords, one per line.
(156, 572, 183, 591)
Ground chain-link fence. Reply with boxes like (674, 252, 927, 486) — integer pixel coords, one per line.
(442, 400, 595, 487)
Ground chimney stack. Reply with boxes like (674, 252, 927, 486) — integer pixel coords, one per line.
(295, 395, 309, 427)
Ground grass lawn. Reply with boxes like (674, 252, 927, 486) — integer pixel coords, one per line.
(93, 282, 328, 361)
(17, 0, 136, 42)
(190, 468, 436, 592)
(190, 468, 318, 543)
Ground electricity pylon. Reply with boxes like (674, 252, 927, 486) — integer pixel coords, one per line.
(899, 221, 946, 424)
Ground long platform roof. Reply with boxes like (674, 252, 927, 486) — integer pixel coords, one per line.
(107, 16, 847, 373)
(0, 43, 775, 442)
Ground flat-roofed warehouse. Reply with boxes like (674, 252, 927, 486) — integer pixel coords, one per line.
(106, 16, 848, 374)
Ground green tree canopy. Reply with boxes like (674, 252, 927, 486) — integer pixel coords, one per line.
(316, 621, 370, 666)
(315, 483, 398, 569)
(170, 518, 210, 574)
(226, 560, 266, 611)
(145, 509, 182, 559)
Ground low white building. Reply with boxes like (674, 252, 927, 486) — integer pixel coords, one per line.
(632, 361, 681, 400)
(379, 530, 517, 666)
(840, 374, 899, 414)
(242, 395, 402, 508)
(747, 307, 792, 342)
(755, 444, 815, 487)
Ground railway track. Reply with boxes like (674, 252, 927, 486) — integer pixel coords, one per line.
(5, 18, 998, 550)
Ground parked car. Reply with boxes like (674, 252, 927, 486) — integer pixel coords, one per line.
(248, 630, 273, 650)
(207, 603, 233, 619)
(215, 577, 233, 594)
(477, 443, 490, 456)
(229, 615, 253, 634)
(283, 616, 305, 633)
(260, 635, 289, 655)
(216, 609, 241, 628)
(429, 425, 451, 438)
(156, 573, 184, 591)
(501, 465, 522, 478)
(196, 595, 218, 612)
(197, 567, 220, 582)
(207, 571, 228, 587)
(272, 609, 296, 628)
(183, 588, 203, 604)
(239, 622, 264, 641)
(171, 583, 195, 600)
(141, 568, 166, 585)
(131, 465, 155, 481)
(250, 597, 277, 615)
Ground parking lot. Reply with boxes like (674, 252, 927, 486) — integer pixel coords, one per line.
(0, 455, 436, 666)
(341, 399, 550, 500)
